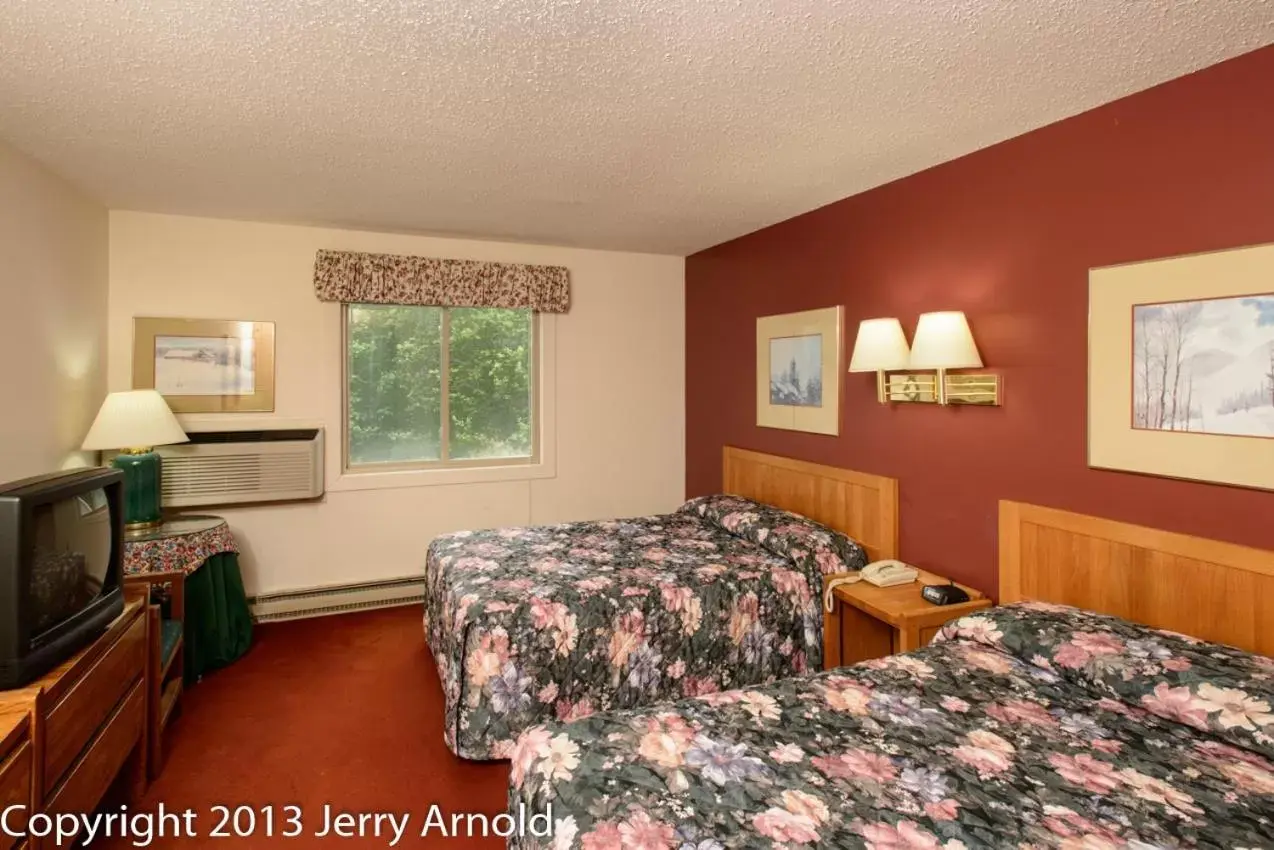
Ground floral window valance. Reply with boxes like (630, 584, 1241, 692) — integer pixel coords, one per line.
(313, 249, 570, 313)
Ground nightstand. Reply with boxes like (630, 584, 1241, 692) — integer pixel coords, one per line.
(823, 569, 991, 668)
(124, 515, 253, 683)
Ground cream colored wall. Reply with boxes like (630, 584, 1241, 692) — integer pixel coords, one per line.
(107, 211, 685, 595)
(0, 142, 108, 482)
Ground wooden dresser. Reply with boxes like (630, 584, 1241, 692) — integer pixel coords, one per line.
(0, 595, 147, 848)
(0, 707, 33, 850)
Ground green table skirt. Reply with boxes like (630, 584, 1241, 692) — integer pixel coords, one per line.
(184, 552, 254, 682)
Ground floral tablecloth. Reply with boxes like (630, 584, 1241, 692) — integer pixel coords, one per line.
(123, 521, 239, 576)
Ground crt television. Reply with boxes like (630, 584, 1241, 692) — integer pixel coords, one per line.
(0, 467, 125, 688)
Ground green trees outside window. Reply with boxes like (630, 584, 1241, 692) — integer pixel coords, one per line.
(346, 304, 534, 467)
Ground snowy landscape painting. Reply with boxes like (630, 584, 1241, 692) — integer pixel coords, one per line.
(756, 306, 841, 435)
(769, 333, 823, 407)
(1132, 293, 1274, 438)
(154, 335, 256, 396)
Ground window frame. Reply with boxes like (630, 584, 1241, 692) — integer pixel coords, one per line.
(340, 303, 541, 475)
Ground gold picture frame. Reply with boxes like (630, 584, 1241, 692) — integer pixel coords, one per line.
(133, 317, 276, 413)
(756, 306, 843, 436)
(1089, 242, 1274, 491)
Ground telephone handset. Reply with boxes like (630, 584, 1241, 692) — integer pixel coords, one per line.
(823, 560, 920, 612)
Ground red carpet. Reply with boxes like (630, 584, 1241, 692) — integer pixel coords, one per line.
(98, 606, 510, 848)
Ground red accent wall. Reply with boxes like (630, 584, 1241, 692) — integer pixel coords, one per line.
(685, 46, 1274, 595)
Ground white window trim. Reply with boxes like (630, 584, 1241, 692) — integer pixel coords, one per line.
(328, 310, 557, 493)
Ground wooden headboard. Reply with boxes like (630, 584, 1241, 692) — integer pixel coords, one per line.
(722, 447, 898, 562)
(1000, 501, 1274, 656)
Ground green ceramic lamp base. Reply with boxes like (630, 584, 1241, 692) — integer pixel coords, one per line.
(111, 449, 164, 529)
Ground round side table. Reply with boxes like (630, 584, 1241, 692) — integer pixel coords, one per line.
(124, 515, 253, 680)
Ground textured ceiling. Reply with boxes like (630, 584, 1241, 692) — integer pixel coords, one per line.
(1, 2, 1271, 255)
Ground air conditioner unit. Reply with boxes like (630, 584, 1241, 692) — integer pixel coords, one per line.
(108, 427, 325, 508)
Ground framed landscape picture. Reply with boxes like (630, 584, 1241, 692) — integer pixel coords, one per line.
(756, 306, 842, 435)
(133, 317, 276, 413)
(1089, 243, 1274, 491)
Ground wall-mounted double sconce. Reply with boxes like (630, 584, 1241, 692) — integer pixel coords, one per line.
(848, 311, 1001, 406)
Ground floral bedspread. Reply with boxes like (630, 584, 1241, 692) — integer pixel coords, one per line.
(509, 603, 1274, 849)
(423, 495, 865, 760)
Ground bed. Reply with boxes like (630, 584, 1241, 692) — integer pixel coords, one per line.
(422, 448, 899, 760)
(507, 501, 1274, 848)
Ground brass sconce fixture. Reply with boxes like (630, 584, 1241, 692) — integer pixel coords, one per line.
(850, 311, 1001, 406)
(847, 318, 911, 403)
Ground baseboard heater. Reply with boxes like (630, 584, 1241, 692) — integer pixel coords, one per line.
(248, 576, 424, 623)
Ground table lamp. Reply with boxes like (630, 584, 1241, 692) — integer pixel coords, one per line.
(81, 390, 189, 529)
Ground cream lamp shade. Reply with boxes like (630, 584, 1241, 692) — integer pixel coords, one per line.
(81, 390, 189, 451)
(848, 318, 911, 372)
(908, 311, 983, 369)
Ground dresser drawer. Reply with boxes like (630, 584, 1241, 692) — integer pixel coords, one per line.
(47, 680, 144, 827)
(0, 741, 32, 850)
(45, 613, 145, 789)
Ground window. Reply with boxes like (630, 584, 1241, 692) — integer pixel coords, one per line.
(344, 304, 537, 470)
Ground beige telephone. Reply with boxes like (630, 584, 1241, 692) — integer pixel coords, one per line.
(823, 560, 920, 611)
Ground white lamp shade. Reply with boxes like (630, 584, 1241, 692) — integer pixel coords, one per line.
(908, 311, 983, 369)
(81, 390, 189, 451)
(849, 318, 911, 372)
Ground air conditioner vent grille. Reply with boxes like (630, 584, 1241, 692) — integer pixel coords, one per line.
(109, 428, 325, 508)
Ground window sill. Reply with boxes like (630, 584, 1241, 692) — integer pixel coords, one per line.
(328, 459, 556, 492)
